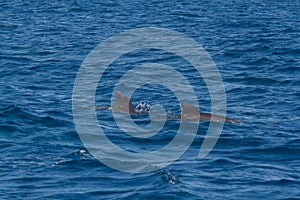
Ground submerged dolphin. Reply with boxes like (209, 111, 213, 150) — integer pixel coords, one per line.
(95, 90, 242, 124)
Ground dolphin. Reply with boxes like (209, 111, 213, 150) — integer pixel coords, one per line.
(95, 90, 146, 114)
(171, 102, 242, 124)
(111, 90, 141, 114)
(95, 90, 242, 124)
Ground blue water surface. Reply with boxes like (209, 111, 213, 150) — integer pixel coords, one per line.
(0, 0, 299, 199)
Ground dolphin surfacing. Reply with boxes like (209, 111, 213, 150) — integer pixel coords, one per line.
(111, 90, 138, 114)
(95, 90, 242, 124)
(95, 90, 145, 114)
(178, 103, 242, 124)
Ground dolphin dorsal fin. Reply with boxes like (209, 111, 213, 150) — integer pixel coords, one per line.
(181, 103, 200, 120)
(112, 90, 136, 114)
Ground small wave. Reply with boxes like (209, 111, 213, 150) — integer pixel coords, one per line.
(160, 171, 180, 185)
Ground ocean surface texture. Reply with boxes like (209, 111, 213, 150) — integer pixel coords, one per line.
(0, 0, 299, 199)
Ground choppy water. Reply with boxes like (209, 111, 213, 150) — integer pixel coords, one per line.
(1, 0, 299, 199)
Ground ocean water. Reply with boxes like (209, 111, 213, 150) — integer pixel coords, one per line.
(1, 0, 300, 199)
